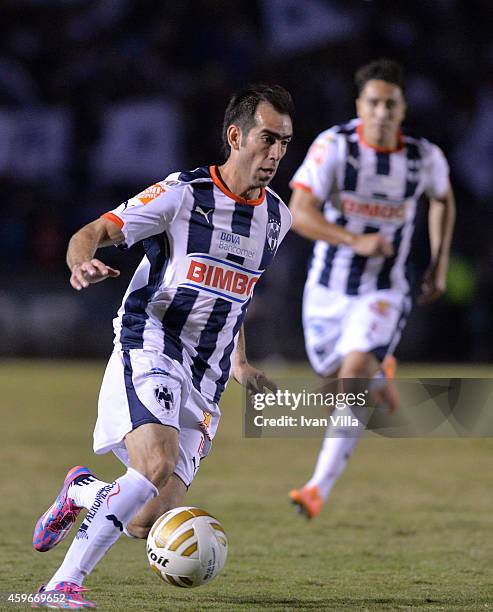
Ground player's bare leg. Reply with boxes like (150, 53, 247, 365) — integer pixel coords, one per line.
(290, 351, 398, 519)
(339, 349, 379, 379)
(126, 473, 188, 538)
(125, 423, 179, 489)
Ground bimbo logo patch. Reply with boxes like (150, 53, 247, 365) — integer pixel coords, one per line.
(342, 196, 406, 222)
(181, 254, 261, 303)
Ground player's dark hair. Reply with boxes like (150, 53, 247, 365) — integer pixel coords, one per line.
(355, 59, 405, 95)
(222, 83, 294, 157)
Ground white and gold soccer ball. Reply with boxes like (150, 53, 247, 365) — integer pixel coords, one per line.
(146, 506, 228, 588)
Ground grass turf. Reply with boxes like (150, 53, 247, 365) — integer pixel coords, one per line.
(0, 361, 492, 611)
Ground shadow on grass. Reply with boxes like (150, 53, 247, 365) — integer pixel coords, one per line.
(193, 594, 487, 610)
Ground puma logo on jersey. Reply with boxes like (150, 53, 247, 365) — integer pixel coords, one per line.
(195, 206, 212, 224)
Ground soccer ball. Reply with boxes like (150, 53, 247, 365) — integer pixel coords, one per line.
(146, 506, 228, 588)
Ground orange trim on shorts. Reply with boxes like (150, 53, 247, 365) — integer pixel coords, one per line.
(290, 181, 313, 193)
(356, 123, 404, 153)
(102, 212, 124, 229)
(209, 165, 265, 206)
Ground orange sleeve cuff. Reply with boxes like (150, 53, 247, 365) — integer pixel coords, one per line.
(290, 181, 313, 194)
(101, 212, 124, 229)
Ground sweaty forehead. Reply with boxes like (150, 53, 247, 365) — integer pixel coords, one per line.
(360, 79, 404, 102)
(253, 101, 293, 136)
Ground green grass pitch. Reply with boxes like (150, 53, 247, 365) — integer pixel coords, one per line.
(1, 361, 492, 611)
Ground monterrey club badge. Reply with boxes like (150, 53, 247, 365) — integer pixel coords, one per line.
(154, 385, 174, 411)
(266, 219, 281, 252)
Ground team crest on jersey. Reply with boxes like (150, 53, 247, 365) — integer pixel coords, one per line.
(266, 219, 281, 252)
(137, 183, 165, 204)
(154, 385, 174, 411)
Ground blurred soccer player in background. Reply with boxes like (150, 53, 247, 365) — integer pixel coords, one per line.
(31, 83, 294, 608)
(288, 59, 455, 519)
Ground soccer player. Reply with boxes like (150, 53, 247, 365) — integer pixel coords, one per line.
(288, 59, 455, 519)
(32, 83, 294, 608)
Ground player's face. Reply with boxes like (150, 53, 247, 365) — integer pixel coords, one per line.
(239, 102, 293, 188)
(356, 80, 406, 148)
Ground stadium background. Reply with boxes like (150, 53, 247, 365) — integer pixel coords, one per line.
(2, 3, 493, 610)
(1, 0, 492, 363)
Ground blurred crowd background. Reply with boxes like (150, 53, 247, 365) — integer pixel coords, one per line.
(1, 0, 491, 362)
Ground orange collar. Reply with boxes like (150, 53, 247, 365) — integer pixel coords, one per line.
(210, 165, 265, 206)
(356, 123, 404, 153)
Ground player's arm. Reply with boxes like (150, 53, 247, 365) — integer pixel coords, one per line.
(67, 217, 123, 291)
(68, 179, 182, 291)
(289, 188, 393, 257)
(419, 185, 456, 304)
(232, 326, 278, 394)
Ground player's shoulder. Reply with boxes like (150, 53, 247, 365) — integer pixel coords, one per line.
(332, 118, 359, 136)
(159, 166, 213, 188)
(402, 133, 446, 161)
(313, 118, 359, 144)
(265, 186, 292, 224)
(131, 167, 212, 206)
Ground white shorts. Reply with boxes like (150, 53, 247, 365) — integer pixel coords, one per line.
(93, 348, 220, 487)
(303, 285, 411, 376)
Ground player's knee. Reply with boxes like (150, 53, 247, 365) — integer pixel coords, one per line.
(339, 363, 366, 378)
(339, 353, 376, 379)
(150, 456, 176, 490)
(135, 453, 176, 490)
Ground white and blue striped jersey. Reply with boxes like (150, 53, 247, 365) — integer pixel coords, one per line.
(103, 165, 291, 403)
(291, 118, 450, 295)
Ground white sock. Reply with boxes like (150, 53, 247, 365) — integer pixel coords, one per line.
(45, 468, 157, 589)
(68, 475, 110, 509)
(306, 403, 369, 500)
(68, 473, 140, 539)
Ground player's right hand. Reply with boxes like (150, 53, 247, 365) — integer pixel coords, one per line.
(371, 378, 400, 414)
(351, 233, 394, 258)
(70, 259, 120, 290)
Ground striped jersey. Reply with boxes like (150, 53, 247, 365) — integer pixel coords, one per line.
(103, 165, 291, 403)
(291, 118, 450, 295)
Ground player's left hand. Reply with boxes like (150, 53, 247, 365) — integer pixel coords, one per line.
(233, 362, 278, 395)
(70, 259, 120, 290)
(418, 261, 447, 305)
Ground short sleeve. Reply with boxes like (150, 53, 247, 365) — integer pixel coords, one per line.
(424, 143, 450, 200)
(102, 175, 184, 248)
(290, 129, 339, 203)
